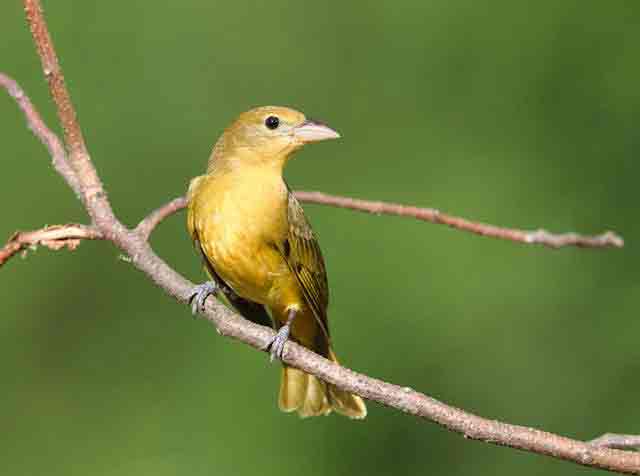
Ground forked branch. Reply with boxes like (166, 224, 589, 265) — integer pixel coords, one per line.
(0, 224, 101, 266)
(4, 186, 623, 269)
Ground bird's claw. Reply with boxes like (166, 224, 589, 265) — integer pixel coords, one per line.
(188, 281, 217, 316)
(266, 324, 291, 362)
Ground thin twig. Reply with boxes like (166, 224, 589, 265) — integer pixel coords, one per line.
(135, 196, 187, 240)
(128, 192, 626, 250)
(0, 224, 102, 267)
(294, 191, 624, 249)
(0, 72, 81, 197)
(591, 434, 640, 451)
(4, 2, 637, 474)
(1, 70, 624, 251)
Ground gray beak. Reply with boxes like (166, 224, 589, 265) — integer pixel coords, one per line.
(292, 119, 340, 143)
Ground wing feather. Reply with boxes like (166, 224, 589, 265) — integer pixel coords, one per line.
(283, 191, 330, 341)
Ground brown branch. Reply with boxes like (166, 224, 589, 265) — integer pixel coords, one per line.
(24, 1, 91, 181)
(192, 296, 640, 475)
(1, 61, 624, 253)
(294, 191, 625, 249)
(4, 2, 638, 474)
(135, 196, 188, 240)
(124, 191, 627, 250)
(0, 224, 102, 267)
(23, 0, 119, 230)
(0, 72, 81, 197)
(2, 185, 623, 266)
(591, 434, 640, 451)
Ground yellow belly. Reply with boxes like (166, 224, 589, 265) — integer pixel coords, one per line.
(188, 170, 292, 306)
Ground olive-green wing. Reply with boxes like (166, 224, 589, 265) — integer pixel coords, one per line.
(283, 192, 331, 342)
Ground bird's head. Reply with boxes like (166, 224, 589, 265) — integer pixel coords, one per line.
(209, 106, 340, 170)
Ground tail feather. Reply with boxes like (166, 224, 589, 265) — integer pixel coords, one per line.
(278, 350, 367, 419)
(279, 366, 331, 417)
(301, 370, 332, 417)
(327, 349, 367, 419)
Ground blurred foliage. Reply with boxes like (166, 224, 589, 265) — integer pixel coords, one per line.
(2, 1, 639, 475)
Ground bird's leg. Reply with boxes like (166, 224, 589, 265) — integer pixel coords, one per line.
(188, 281, 218, 316)
(266, 309, 297, 362)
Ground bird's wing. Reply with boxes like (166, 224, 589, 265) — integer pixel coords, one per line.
(282, 191, 331, 341)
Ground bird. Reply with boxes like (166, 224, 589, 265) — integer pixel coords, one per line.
(186, 106, 367, 419)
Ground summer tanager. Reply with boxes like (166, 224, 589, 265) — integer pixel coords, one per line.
(186, 106, 366, 419)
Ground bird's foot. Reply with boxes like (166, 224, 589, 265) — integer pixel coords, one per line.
(188, 281, 217, 316)
(266, 324, 291, 362)
(265, 309, 297, 362)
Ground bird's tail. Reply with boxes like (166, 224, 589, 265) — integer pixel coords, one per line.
(278, 349, 367, 419)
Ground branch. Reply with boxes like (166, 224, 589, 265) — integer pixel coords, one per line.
(24, 0, 120, 232)
(1, 60, 624, 252)
(135, 196, 188, 241)
(109, 190, 628, 250)
(60, 189, 629, 253)
(1, 184, 624, 268)
(24, 1, 91, 183)
(592, 434, 640, 451)
(294, 191, 624, 249)
(0, 72, 81, 197)
(195, 297, 640, 475)
(4, 2, 637, 474)
(0, 224, 102, 267)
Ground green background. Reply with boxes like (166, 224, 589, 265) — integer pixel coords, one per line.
(2, 1, 638, 475)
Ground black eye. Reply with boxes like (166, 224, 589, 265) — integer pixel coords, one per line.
(265, 116, 280, 130)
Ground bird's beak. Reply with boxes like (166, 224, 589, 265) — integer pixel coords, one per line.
(292, 120, 340, 143)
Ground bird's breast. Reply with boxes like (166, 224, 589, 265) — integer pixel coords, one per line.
(190, 170, 290, 304)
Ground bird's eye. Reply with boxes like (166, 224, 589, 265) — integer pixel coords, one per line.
(265, 116, 280, 130)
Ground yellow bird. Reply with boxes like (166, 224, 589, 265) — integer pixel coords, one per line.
(186, 106, 367, 419)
